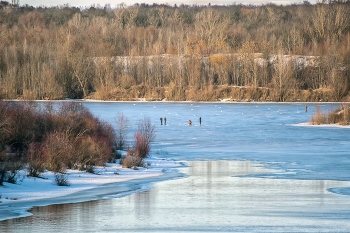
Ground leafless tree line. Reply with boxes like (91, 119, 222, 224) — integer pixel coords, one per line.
(0, 1, 349, 101)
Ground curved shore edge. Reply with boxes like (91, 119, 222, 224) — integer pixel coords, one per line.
(0, 158, 185, 222)
(328, 187, 350, 196)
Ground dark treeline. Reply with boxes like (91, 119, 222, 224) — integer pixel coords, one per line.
(0, 1, 350, 101)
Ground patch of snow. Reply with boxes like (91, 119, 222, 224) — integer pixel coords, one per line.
(0, 157, 181, 220)
(292, 123, 350, 128)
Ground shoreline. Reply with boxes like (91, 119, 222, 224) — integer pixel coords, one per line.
(0, 157, 183, 222)
(292, 122, 350, 128)
(3, 99, 350, 104)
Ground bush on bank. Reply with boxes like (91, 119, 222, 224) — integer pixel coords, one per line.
(309, 104, 350, 125)
(0, 101, 116, 185)
(120, 117, 155, 169)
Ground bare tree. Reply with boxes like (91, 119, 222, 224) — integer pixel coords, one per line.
(68, 53, 93, 97)
(115, 112, 129, 150)
(137, 116, 156, 145)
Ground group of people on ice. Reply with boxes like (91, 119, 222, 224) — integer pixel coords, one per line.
(160, 117, 201, 126)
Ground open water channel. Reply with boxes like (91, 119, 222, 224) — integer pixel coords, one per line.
(1, 102, 350, 232)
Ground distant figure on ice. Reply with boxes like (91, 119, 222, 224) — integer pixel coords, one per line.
(305, 105, 308, 112)
(160, 117, 163, 125)
(189, 120, 192, 125)
(199, 117, 201, 125)
(164, 117, 167, 125)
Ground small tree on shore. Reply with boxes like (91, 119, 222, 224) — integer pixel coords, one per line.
(121, 116, 155, 168)
(115, 112, 129, 150)
(137, 117, 156, 147)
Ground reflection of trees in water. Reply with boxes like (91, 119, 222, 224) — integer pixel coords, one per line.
(131, 188, 154, 222)
(186, 160, 340, 206)
(0, 200, 116, 232)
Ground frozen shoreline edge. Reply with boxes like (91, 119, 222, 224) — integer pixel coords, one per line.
(292, 122, 350, 128)
(0, 158, 185, 222)
(3, 99, 350, 104)
(328, 187, 350, 196)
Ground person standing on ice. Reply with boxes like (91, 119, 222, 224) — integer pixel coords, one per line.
(189, 120, 192, 125)
(160, 117, 163, 125)
(305, 105, 308, 112)
(164, 117, 167, 125)
(199, 117, 201, 125)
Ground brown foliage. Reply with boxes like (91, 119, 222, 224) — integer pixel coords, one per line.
(312, 104, 350, 125)
(120, 154, 144, 169)
(0, 3, 349, 102)
(41, 131, 74, 173)
(119, 117, 155, 168)
(0, 101, 116, 181)
(26, 142, 46, 177)
(309, 104, 325, 125)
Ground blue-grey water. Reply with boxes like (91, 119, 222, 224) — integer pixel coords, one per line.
(1, 102, 350, 232)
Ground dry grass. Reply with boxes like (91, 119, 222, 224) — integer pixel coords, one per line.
(87, 82, 346, 103)
(326, 104, 350, 125)
(309, 104, 350, 125)
(309, 105, 325, 125)
(120, 155, 144, 168)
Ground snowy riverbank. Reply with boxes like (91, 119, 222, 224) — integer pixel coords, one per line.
(0, 157, 182, 221)
(292, 122, 350, 128)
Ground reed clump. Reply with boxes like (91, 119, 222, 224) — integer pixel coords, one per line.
(309, 104, 350, 125)
(309, 105, 326, 125)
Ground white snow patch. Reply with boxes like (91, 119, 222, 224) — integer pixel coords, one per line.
(292, 123, 350, 128)
(0, 157, 181, 206)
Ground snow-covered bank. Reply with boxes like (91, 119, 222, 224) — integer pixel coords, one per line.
(292, 122, 350, 128)
(0, 157, 182, 221)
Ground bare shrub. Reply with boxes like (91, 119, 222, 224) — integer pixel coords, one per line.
(0, 100, 117, 187)
(0, 101, 39, 152)
(111, 150, 122, 163)
(42, 131, 74, 173)
(58, 101, 87, 119)
(326, 108, 339, 124)
(93, 86, 111, 100)
(137, 117, 156, 147)
(119, 75, 136, 89)
(55, 101, 116, 167)
(54, 172, 70, 186)
(26, 143, 46, 177)
(120, 154, 144, 168)
(115, 113, 129, 150)
(133, 132, 150, 159)
(120, 117, 155, 169)
(342, 105, 350, 125)
(323, 104, 350, 125)
(75, 136, 111, 171)
(0, 104, 12, 146)
(0, 149, 23, 185)
(130, 117, 156, 160)
(309, 104, 325, 125)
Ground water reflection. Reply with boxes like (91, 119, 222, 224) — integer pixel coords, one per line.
(1, 160, 350, 232)
(132, 190, 154, 221)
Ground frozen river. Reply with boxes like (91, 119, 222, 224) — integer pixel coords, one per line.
(1, 102, 350, 232)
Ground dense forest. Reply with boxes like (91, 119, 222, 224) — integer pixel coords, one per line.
(0, 0, 349, 102)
